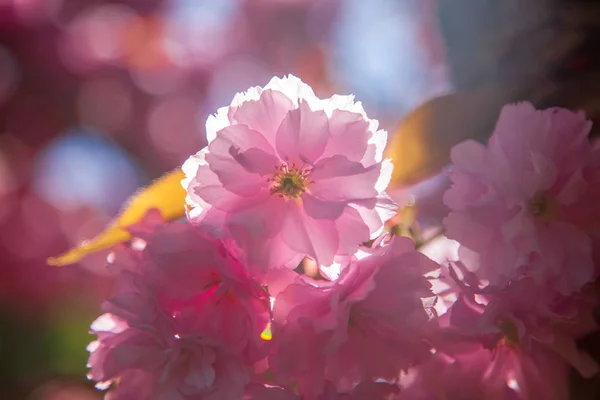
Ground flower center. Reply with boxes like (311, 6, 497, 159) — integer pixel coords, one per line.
(268, 163, 311, 199)
(528, 193, 555, 220)
(498, 319, 519, 348)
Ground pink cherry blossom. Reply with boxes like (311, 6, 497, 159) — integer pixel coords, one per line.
(443, 102, 599, 294)
(182, 75, 397, 270)
(398, 247, 598, 400)
(397, 335, 570, 400)
(87, 220, 272, 399)
(115, 220, 271, 355)
(268, 236, 438, 399)
(88, 312, 250, 400)
(447, 277, 598, 378)
(479, 341, 570, 400)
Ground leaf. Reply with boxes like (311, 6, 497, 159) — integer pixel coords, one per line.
(385, 86, 518, 186)
(47, 168, 187, 267)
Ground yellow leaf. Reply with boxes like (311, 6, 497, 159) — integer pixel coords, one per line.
(385, 86, 517, 187)
(48, 168, 187, 267)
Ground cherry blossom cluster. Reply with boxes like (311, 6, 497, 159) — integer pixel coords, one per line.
(86, 75, 600, 399)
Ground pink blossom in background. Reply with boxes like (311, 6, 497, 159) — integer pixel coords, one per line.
(88, 312, 250, 400)
(182, 74, 397, 270)
(317, 232, 393, 281)
(443, 102, 600, 295)
(243, 380, 399, 400)
(87, 219, 272, 399)
(567, 142, 600, 267)
(417, 234, 461, 317)
(388, 169, 452, 231)
(397, 335, 571, 400)
(269, 236, 438, 399)
(447, 278, 598, 378)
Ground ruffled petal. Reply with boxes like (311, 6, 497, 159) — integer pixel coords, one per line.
(335, 206, 371, 254)
(320, 109, 370, 163)
(309, 155, 380, 201)
(205, 152, 267, 197)
(229, 89, 294, 144)
(227, 194, 286, 239)
(193, 167, 271, 216)
(280, 203, 339, 265)
(302, 193, 346, 220)
(275, 100, 330, 165)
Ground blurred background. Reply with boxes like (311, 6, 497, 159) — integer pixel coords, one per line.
(0, 0, 599, 398)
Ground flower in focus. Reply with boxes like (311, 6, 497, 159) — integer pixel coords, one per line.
(444, 102, 599, 294)
(182, 74, 397, 270)
(87, 220, 271, 399)
(269, 236, 438, 399)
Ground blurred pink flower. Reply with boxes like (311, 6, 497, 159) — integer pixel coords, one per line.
(182, 75, 397, 270)
(317, 233, 393, 281)
(444, 102, 599, 294)
(388, 169, 452, 229)
(88, 313, 250, 400)
(417, 234, 461, 317)
(448, 278, 598, 378)
(243, 380, 399, 400)
(88, 220, 272, 399)
(398, 336, 570, 400)
(269, 236, 437, 399)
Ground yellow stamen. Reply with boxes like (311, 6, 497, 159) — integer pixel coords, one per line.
(268, 163, 312, 200)
(499, 319, 519, 347)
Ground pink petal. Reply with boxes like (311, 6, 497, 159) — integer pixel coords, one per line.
(214, 124, 277, 157)
(264, 268, 303, 298)
(244, 384, 298, 400)
(450, 140, 491, 176)
(335, 206, 371, 254)
(230, 89, 294, 144)
(444, 210, 494, 252)
(555, 167, 587, 205)
(550, 332, 599, 378)
(302, 193, 346, 220)
(281, 203, 339, 265)
(443, 173, 488, 211)
(320, 109, 370, 162)
(243, 234, 303, 272)
(489, 102, 540, 167)
(205, 153, 267, 197)
(275, 100, 330, 165)
(350, 382, 400, 399)
(192, 165, 249, 210)
(210, 124, 281, 175)
(309, 155, 379, 201)
(144, 226, 221, 299)
(348, 196, 394, 238)
(193, 166, 271, 213)
(192, 206, 228, 239)
(231, 147, 281, 176)
(227, 194, 286, 239)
